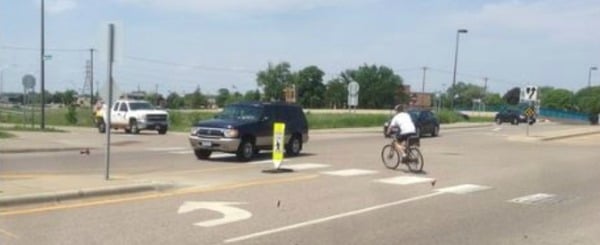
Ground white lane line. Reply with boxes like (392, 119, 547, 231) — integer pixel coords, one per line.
(434, 184, 492, 194)
(249, 159, 290, 165)
(509, 193, 556, 205)
(492, 127, 502, 132)
(285, 163, 330, 171)
(376, 176, 434, 185)
(169, 150, 194, 154)
(224, 191, 444, 243)
(321, 169, 378, 177)
(147, 147, 188, 151)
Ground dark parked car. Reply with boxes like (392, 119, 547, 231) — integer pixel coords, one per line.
(189, 102, 309, 161)
(383, 109, 440, 138)
(495, 109, 536, 125)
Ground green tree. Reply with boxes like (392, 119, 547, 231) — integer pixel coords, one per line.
(243, 89, 261, 102)
(503, 87, 521, 105)
(62, 90, 77, 105)
(184, 88, 207, 109)
(542, 89, 574, 110)
(256, 62, 293, 102)
(145, 93, 165, 106)
(446, 82, 485, 108)
(574, 86, 600, 114)
(166, 92, 185, 109)
(483, 93, 504, 108)
(65, 105, 78, 125)
(324, 78, 347, 109)
(295, 66, 326, 108)
(341, 64, 405, 109)
(216, 88, 231, 107)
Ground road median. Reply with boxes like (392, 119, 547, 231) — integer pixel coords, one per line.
(0, 181, 175, 207)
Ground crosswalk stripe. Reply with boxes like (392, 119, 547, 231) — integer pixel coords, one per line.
(435, 184, 492, 194)
(284, 163, 330, 171)
(508, 193, 556, 205)
(321, 169, 378, 177)
(376, 176, 434, 185)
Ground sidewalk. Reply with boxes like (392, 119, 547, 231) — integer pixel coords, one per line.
(508, 125, 600, 142)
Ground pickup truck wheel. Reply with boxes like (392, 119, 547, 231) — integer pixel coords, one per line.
(97, 120, 106, 133)
(129, 119, 140, 134)
(236, 139, 254, 162)
(285, 135, 302, 156)
(158, 128, 167, 135)
(194, 149, 211, 160)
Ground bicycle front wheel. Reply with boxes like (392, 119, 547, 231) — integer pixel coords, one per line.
(406, 147, 424, 173)
(381, 144, 400, 169)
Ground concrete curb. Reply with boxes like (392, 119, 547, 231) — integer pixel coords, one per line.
(0, 182, 175, 207)
(0, 147, 96, 154)
(540, 128, 600, 141)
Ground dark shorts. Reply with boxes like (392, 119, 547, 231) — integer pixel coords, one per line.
(395, 133, 416, 142)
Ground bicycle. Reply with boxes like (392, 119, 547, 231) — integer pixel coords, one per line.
(381, 135, 424, 172)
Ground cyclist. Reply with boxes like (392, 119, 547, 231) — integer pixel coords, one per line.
(385, 104, 416, 157)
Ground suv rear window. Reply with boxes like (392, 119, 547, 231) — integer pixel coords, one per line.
(217, 105, 263, 121)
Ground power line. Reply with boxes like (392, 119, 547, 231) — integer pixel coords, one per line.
(124, 55, 256, 74)
(0, 45, 89, 52)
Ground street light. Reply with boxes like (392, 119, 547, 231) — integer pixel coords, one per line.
(589, 66, 598, 87)
(450, 28, 468, 109)
(40, 0, 46, 129)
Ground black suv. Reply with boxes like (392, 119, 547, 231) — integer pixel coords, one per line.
(383, 109, 440, 137)
(495, 109, 535, 125)
(189, 102, 309, 161)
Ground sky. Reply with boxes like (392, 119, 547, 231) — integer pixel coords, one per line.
(0, 0, 599, 97)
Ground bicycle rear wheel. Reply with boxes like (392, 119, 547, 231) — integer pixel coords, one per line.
(381, 144, 400, 169)
(406, 147, 424, 173)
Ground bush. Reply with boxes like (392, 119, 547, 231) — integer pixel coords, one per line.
(65, 105, 78, 125)
(435, 110, 466, 124)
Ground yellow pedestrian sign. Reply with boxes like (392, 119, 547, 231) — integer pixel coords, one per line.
(524, 107, 535, 118)
(272, 122, 285, 169)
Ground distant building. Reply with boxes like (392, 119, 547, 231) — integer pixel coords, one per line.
(403, 85, 433, 108)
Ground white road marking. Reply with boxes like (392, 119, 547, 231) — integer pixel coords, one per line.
(169, 150, 194, 154)
(178, 201, 252, 227)
(376, 176, 434, 185)
(147, 147, 188, 151)
(509, 193, 556, 205)
(492, 127, 502, 132)
(285, 163, 330, 171)
(224, 191, 444, 243)
(321, 169, 378, 177)
(435, 184, 492, 194)
(249, 159, 290, 165)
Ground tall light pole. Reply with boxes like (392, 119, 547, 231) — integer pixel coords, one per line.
(588, 66, 598, 87)
(40, 0, 46, 129)
(450, 29, 468, 110)
(421, 66, 427, 94)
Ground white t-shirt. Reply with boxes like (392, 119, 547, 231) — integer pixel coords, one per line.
(389, 112, 416, 135)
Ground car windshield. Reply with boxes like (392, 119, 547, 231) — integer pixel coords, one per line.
(128, 102, 154, 110)
(216, 105, 263, 121)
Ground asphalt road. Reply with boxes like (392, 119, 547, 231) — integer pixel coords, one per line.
(1, 123, 599, 245)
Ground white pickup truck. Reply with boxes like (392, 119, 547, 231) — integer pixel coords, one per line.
(94, 99, 169, 134)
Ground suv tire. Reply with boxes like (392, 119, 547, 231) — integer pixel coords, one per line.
(194, 149, 211, 159)
(158, 128, 167, 135)
(236, 139, 255, 161)
(286, 134, 302, 156)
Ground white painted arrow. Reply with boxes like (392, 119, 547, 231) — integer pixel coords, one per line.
(178, 201, 252, 227)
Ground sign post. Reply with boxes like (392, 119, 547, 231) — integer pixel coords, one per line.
(347, 81, 359, 112)
(524, 106, 535, 137)
(263, 122, 292, 173)
(105, 23, 115, 180)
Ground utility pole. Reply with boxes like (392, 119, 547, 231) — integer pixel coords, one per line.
(483, 77, 488, 94)
(421, 66, 427, 94)
(90, 48, 95, 107)
(40, 0, 46, 129)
